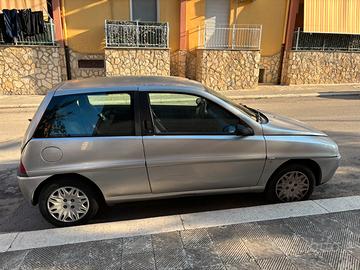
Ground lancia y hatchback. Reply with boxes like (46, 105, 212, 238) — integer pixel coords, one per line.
(18, 76, 340, 226)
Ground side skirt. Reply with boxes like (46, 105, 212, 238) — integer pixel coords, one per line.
(105, 185, 265, 205)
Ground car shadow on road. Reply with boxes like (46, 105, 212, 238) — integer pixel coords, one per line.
(318, 93, 360, 100)
(92, 192, 268, 224)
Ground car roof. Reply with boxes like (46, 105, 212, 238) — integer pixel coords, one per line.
(55, 76, 206, 94)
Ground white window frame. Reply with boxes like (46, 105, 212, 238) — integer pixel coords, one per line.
(129, 0, 160, 21)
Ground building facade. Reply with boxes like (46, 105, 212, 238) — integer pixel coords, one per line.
(0, 0, 359, 94)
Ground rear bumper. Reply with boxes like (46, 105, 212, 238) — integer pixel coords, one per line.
(314, 156, 341, 185)
(17, 174, 49, 204)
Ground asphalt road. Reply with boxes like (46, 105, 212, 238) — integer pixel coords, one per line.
(0, 95, 359, 233)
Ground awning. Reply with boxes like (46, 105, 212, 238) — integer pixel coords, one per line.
(304, 0, 360, 35)
(0, 0, 47, 14)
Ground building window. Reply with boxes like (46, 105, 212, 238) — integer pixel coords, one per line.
(131, 0, 157, 22)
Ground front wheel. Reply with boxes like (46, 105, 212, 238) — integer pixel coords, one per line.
(265, 164, 315, 203)
(39, 179, 99, 227)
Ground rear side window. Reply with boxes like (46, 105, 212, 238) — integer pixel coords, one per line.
(34, 93, 134, 138)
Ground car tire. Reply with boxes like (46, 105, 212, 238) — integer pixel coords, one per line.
(39, 178, 99, 227)
(265, 164, 315, 203)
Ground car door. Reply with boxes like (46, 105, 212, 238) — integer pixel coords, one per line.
(28, 91, 151, 200)
(141, 91, 266, 194)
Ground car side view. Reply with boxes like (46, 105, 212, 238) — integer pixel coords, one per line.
(17, 76, 340, 226)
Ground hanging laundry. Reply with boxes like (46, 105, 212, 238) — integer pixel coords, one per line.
(31, 11, 45, 35)
(19, 9, 32, 37)
(1, 9, 20, 42)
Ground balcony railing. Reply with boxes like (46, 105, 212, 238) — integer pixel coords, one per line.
(293, 28, 360, 52)
(0, 19, 55, 46)
(105, 20, 169, 48)
(198, 24, 262, 50)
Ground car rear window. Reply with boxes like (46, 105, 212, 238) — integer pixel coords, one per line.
(33, 93, 135, 138)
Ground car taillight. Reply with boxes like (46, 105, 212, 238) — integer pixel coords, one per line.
(18, 160, 28, 177)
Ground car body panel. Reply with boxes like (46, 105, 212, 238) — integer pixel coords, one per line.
(258, 135, 340, 186)
(143, 135, 266, 193)
(261, 111, 327, 136)
(21, 137, 151, 198)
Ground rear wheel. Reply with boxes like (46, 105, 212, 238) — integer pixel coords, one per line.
(265, 164, 315, 203)
(39, 178, 99, 227)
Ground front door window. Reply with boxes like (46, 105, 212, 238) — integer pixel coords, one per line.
(147, 93, 244, 135)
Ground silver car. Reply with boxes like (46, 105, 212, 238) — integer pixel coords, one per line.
(17, 76, 340, 226)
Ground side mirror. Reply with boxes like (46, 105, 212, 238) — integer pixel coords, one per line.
(236, 125, 254, 136)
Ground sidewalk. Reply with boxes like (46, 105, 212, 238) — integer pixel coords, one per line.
(1, 196, 360, 270)
(0, 83, 360, 109)
(1, 211, 359, 269)
(226, 83, 360, 99)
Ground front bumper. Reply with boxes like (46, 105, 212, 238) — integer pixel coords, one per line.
(314, 155, 341, 185)
(17, 174, 49, 204)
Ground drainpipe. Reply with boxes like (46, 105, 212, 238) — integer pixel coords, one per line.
(58, 0, 72, 80)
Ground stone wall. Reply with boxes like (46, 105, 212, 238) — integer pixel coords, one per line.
(170, 50, 187, 77)
(105, 48, 170, 76)
(260, 53, 281, 84)
(69, 49, 105, 79)
(0, 45, 66, 95)
(283, 51, 360, 85)
(196, 49, 260, 90)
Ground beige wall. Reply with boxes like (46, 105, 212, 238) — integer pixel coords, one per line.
(160, 0, 180, 52)
(63, 0, 179, 54)
(186, 0, 205, 51)
(62, 0, 129, 54)
(233, 0, 288, 56)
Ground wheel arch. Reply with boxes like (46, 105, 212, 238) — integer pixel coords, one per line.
(265, 159, 322, 189)
(32, 173, 106, 206)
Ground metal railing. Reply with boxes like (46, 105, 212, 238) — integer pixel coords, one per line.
(0, 19, 55, 46)
(293, 27, 360, 52)
(198, 24, 262, 50)
(105, 20, 169, 48)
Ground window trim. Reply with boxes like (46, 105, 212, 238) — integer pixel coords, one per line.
(142, 91, 253, 136)
(130, 0, 160, 22)
(33, 91, 141, 139)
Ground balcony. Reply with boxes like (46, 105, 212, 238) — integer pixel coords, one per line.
(0, 20, 55, 46)
(105, 20, 169, 48)
(292, 28, 360, 52)
(198, 24, 262, 50)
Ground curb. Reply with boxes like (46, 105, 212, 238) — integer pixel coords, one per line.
(0, 104, 40, 109)
(1, 195, 360, 253)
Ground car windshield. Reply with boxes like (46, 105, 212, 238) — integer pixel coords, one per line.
(205, 88, 258, 121)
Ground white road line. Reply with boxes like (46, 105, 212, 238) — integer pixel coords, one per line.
(1, 195, 359, 253)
